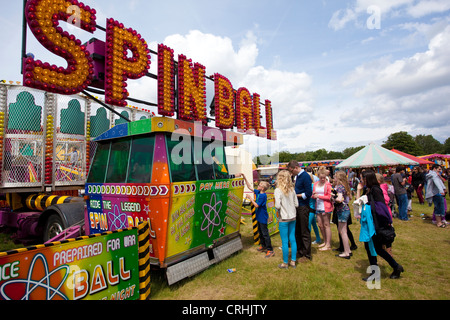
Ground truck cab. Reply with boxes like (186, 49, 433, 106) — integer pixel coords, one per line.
(85, 117, 245, 284)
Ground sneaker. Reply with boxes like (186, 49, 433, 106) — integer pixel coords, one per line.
(257, 246, 267, 252)
(265, 251, 275, 258)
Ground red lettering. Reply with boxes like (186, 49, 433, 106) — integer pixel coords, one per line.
(214, 73, 235, 129)
(177, 55, 207, 124)
(157, 44, 175, 116)
(235, 87, 254, 133)
(23, 0, 96, 94)
(104, 18, 151, 106)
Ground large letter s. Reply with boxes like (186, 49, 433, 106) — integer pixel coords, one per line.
(23, 0, 96, 94)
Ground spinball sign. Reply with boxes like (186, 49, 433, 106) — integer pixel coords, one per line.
(23, 0, 276, 140)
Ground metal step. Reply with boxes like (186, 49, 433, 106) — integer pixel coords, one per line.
(166, 236, 243, 286)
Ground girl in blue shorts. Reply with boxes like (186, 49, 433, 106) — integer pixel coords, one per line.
(334, 171, 352, 259)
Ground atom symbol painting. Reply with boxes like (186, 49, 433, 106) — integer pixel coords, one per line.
(108, 204, 128, 230)
(201, 193, 222, 238)
(0, 253, 69, 300)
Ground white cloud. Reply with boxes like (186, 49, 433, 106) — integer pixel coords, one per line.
(239, 66, 313, 129)
(328, 0, 450, 31)
(354, 0, 414, 15)
(328, 8, 357, 31)
(407, 0, 450, 18)
(399, 16, 450, 46)
(161, 30, 258, 84)
(348, 25, 450, 98)
(339, 24, 450, 142)
(132, 30, 314, 133)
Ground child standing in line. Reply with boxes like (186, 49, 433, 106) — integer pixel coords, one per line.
(240, 173, 274, 258)
(274, 170, 299, 268)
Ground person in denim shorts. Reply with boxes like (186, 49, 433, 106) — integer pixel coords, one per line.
(333, 171, 352, 259)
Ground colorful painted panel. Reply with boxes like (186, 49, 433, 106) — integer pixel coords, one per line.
(0, 229, 140, 300)
(166, 179, 244, 259)
(266, 194, 279, 236)
(86, 183, 169, 262)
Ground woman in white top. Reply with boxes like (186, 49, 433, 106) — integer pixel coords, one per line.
(274, 170, 299, 269)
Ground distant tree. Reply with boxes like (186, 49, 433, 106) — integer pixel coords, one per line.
(414, 134, 443, 155)
(252, 134, 449, 167)
(443, 137, 450, 154)
(382, 131, 422, 155)
(312, 149, 328, 161)
(342, 146, 365, 159)
(327, 150, 344, 159)
(278, 151, 293, 163)
(253, 154, 274, 165)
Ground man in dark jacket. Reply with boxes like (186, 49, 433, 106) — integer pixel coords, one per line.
(287, 160, 313, 261)
(411, 166, 425, 204)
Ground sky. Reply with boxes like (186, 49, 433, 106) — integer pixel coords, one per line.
(1, 0, 450, 159)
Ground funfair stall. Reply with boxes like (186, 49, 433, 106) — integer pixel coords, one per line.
(0, 0, 277, 299)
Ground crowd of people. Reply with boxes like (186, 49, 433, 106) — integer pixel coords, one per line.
(239, 161, 449, 281)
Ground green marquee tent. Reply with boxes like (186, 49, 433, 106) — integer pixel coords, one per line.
(336, 143, 418, 169)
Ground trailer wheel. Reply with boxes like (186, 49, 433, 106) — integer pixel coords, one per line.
(44, 214, 64, 242)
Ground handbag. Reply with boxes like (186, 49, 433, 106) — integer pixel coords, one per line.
(368, 191, 396, 245)
(375, 224, 396, 245)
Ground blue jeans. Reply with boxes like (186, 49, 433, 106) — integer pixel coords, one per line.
(397, 193, 408, 220)
(308, 212, 321, 242)
(433, 194, 445, 217)
(279, 221, 297, 264)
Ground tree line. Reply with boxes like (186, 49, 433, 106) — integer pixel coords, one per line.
(254, 131, 450, 165)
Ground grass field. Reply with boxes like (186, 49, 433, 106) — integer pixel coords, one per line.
(0, 194, 448, 300)
(149, 194, 450, 300)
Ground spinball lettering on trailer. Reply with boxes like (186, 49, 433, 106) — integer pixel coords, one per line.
(72, 257, 131, 300)
(24, 0, 276, 141)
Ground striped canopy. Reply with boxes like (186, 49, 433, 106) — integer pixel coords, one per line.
(336, 143, 418, 168)
(391, 149, 434, 165)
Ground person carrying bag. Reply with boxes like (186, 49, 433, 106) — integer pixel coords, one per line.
(360, 170, 404, 280)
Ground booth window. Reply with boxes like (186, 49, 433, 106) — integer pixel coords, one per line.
(194, 139, 214, 180)
(127, 135, 154, 183)
(167, 134, 196, 182)
(194, 139, 229, 181)
(105, 138, 131, 183)
(87, 142, 110, 183)
(211, 145, 229, 180)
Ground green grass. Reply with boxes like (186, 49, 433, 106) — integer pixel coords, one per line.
(0, 229, 24, 252)
(149, 194, 450, 300)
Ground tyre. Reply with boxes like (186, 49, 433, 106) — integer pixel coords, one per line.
(43, 214, 65, 242)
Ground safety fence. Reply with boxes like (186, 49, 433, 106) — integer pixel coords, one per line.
(0, 83, 153, 191)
